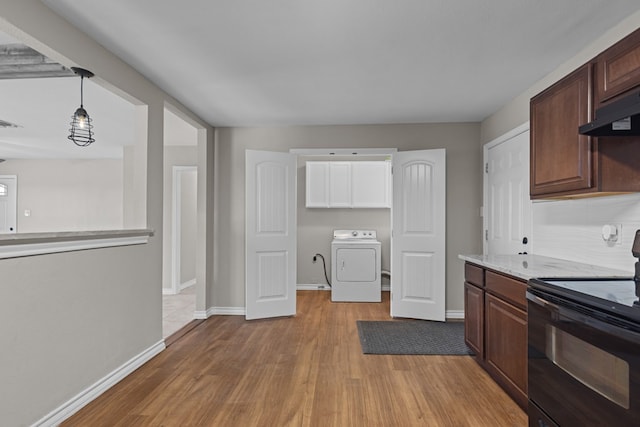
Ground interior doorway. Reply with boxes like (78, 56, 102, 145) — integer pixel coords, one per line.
(162, 108, 199, 338)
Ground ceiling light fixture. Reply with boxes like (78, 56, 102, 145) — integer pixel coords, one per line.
(68, 67, 95, 147)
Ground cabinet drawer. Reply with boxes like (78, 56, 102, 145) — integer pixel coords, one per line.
(464, 263, 484, 287)
(485, 270, 526, 310)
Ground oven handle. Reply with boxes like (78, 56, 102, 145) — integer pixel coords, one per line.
(527, 290, 640, 341)
(526, 291, 559, 311)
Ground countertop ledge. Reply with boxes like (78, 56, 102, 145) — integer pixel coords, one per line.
(459, 254, 633, 281)
(0, 229, 154, 259)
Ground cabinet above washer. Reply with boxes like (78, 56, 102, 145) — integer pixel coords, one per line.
(305, 161, 391, 208)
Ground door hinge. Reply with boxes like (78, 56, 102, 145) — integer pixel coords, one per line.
(485, 162, 489, 173)
(485, 229, 488, 241)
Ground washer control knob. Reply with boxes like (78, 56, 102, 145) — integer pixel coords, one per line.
(352, 231, 358, 237)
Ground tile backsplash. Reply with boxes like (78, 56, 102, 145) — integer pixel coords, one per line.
(532, 193, 640, 274)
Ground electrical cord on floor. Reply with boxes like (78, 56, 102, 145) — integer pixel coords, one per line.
(313, 253, 331, 287)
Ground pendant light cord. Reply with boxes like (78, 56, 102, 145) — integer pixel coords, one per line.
(80, 75, 84, 108)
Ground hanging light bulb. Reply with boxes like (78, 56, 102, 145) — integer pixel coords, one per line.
(68, 67, 95, 147)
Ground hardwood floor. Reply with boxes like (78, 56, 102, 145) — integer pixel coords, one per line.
(63, 291, 527, 426)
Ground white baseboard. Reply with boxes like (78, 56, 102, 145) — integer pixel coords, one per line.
(446, 310, 464, 320)
(194, 304, 461, 320)
(33, 340, 165, 427)
(179, 278, 196, 291)
(210, 307, 245, 315)
(194, 306, 246, 318)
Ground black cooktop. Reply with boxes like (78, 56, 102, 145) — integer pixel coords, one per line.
(528, 277, 640, 323)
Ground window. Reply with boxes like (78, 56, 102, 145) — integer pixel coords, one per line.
(0, 183, 7, 197)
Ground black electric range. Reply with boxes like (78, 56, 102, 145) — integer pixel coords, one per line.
(527, 277, 640, 426)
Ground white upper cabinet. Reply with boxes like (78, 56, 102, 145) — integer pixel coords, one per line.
(328, 162, 351, 207)
(306, 161, 391, 208)
(305, 162, 330, 207)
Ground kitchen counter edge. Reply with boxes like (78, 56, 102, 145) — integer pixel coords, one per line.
(458, 254, 632, 281)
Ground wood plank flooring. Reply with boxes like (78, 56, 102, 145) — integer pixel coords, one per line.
(62, 291, 527, 426)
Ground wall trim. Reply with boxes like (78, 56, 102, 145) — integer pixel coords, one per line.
(290, 148, 397, 156)
(32, 340, 165, 427)
(180, 278, 196, 291)
(210, 307, 245, 316)
(446, 310, 465, 320)
(0, 229, 153, 260)
(194, 306, 246, 319)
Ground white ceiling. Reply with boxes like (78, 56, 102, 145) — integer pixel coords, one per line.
(40, 0, 640, 127)
(2, 1, 640, 160)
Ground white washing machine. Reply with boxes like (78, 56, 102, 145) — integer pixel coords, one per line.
(331, 229, 381, 302)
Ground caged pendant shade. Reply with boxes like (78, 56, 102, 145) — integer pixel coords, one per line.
(68, 67, 95, 147)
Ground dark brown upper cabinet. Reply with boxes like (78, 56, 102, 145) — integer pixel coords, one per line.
(530, 28, 640, 199)
(595, 27, 640, 107)
(530, 64, 593, 198)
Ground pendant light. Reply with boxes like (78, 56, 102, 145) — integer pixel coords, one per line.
(68, 67, 95, 147)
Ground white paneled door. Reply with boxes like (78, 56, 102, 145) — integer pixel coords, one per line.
(391, 149, 446, 321)
(485, 127, 532, 255)
(245, 150, 297, 320)
(0, 175, 17, 234)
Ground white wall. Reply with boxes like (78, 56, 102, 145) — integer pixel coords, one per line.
(215, 123, 482, 313)
(481, 11, 640, 273)
(0, 159, 123, 232)
(0, 2, 215, 425)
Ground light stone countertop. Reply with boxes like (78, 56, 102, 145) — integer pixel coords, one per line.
(458, 254, 633, 281)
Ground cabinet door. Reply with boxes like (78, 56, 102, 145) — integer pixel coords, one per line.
(485, 293, 527, 409)
(595, 27, 640, 106)
(464, 282, 484, 358)
(351, 161, 390, 208)
(530, 64, 593, 198)
(305, 161, 329, 207)
(329, 162, 351, 207)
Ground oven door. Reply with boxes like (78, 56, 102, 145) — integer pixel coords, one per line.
(527, 289, 640, 426)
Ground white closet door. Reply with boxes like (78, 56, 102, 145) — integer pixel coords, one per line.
(245, 150, 297, 320)
(391, 149, 446, 321)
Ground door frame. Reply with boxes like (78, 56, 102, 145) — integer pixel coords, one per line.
(171, 165, 197, 294)
(0, 175, 18, 234)
(482, 122, 531, 255)
(245, 147, 445, 320)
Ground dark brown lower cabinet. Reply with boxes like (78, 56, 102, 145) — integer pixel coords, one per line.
(463, 262, 528, 410)
(484, 293, 528, 409)
(464, 282, 484, 358)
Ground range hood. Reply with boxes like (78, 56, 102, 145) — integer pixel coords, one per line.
(579, 90, 640, 136)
